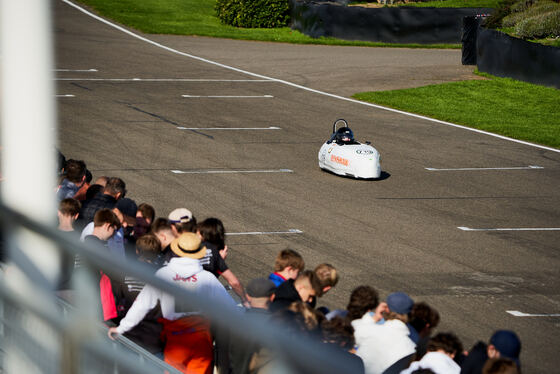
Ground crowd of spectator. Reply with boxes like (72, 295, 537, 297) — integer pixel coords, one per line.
(49, 153, 523, 374)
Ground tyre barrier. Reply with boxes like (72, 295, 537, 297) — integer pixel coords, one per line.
(290, 0, 492, 44)
(476, 27, 560, 89)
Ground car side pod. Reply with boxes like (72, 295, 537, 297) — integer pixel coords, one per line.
(318, 119, 381, 179)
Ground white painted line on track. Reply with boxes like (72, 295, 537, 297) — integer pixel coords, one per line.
(55, 68, 98, 72)
(170, 169, 293, 174)
(227, 229, 303, 236)
(507, 310, 560, 317)
(177, 126, 281, 130)
(56, 94, 75, 97)
(182, 95, 273, 98)
(458, 227, 560, 232)
(426, 165, 544, 171)
(63, 0, 560, 154)
(55, 78, 271, 82)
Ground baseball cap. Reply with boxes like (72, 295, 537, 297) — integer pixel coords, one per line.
(115, 198, 137, 226)
(386, 292, 414, 315)
(246, 278, 276, 298)
(490, 330, 521, 366)
(168, 208, 193, 224)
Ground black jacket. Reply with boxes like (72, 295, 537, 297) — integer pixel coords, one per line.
(269, 279, 301, 313)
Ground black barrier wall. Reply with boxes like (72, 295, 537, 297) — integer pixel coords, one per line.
(477, 27, 560, 89)
(290, 0, 492, 44)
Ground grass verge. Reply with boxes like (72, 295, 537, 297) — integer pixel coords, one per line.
(352, 73, 560, 148)
(75, 0, 459, 48)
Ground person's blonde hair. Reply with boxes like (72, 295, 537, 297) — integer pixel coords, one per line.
(287, 302, 320, 331)
(314, 263, 339, 292)
(383, 310, 409, 323)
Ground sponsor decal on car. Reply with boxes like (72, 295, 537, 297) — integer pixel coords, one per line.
(356, 149, 375, 155)
(331, 155, 349, 166)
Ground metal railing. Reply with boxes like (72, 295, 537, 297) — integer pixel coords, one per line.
(0, 202, 360, 374)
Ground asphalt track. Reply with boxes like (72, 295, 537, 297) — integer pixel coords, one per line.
(55, 1, 560, 372)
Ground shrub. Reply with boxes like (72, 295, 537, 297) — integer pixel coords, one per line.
(215, 0, 290, 28)
(502, 0, 559, 27)
(515, 8, 560, 38)
(484, 0, 517, 28)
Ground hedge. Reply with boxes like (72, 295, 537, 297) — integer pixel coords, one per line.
(515, 8, 560, 38)
(215, 0, 290, 28)
(502, 0, 559, 27)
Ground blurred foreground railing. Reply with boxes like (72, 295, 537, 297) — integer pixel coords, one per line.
(0, 202, 360, 374)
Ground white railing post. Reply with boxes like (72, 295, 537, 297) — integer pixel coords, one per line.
(1, 0, 60, 372)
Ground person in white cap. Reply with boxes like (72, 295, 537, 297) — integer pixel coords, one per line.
(108, 232, 235, 374)
(168, 207, 197, 236)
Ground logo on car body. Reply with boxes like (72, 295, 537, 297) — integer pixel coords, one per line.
(331, 155, 349, 166)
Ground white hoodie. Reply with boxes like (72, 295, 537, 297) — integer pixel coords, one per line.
(116, 257, 234, 334)
(400, 351, 460, 374)
(352, 313, 416, 374)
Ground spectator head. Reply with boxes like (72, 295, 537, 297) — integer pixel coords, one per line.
(272, 302, 320, 338)
(170, 232, 207, 259)
(346, 285, 379, 321)
(246, 277, 276, 309)
(92, 208, 121, 241)
(385, 292, 414, 323)
(94, 176, 109, 187)
(273, 248, 304, 279)
(58, 198, 81, 218)
(409, 302, 440, 339)
(133, 203, 155, 239)
(152, 218, 176, 248)
(314, 263, 338, 295)
(196, 217, 225, 248)
(287, 301, 322, 332)
(85, 184, 104, 201)
(168, 208, 197, 235)
(427, 332, 463, 359)
(482, 358, 519, 374)
(321, 316, 355, 351)
(294, 270, 322, 303)
(57, 198, 81, 231)
(64, 159, 86, 184)
(137, 203, 155, 224)
(85, 169, 93, 184)
(488, 330, 521, 367)
(114, 198, 137, 228)
(135, 234, 161, 264)
(57, 149, 66, 175)
(103, 177, 126, 199)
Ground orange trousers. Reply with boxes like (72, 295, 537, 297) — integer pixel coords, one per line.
(160, 316, 213, 374)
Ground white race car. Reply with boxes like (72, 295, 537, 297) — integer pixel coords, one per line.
(318, 119, 381, 179)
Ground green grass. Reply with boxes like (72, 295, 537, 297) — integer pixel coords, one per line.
(352, 73, 560, 148)
(76, 0, 459, 48)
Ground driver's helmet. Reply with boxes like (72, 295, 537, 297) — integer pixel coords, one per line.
(334, 127, 354, 144)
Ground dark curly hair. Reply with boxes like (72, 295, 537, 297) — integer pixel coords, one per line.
(346, 285, 379, 321)
(427, 332, 463, 356)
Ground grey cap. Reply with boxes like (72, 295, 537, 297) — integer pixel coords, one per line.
(246, 278, 276, 298)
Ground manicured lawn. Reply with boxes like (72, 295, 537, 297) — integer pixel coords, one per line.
(76, 0, 459, 48)
(352, 74, 560, 148)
